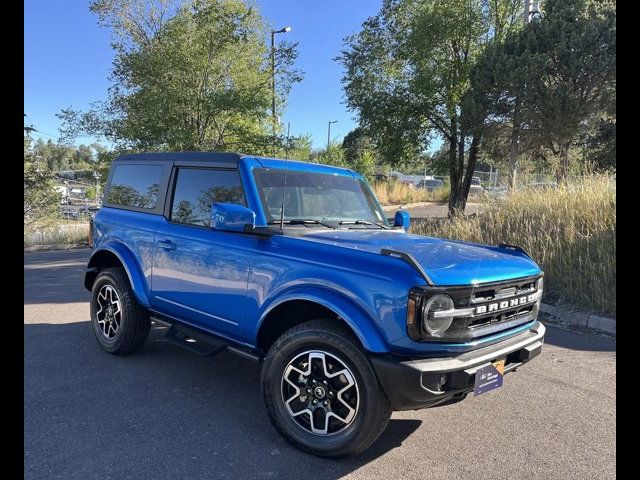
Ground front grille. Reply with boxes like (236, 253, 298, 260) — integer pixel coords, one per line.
(407, 274, 543, 342)
(467, 305, 535, 329)
(471, 278, 538, 304)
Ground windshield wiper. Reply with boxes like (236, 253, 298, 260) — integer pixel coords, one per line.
(268, 219, 337, 229)
(338, 220, 389, 229)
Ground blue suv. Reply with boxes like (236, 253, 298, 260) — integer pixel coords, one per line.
(85, 152, 545, 457)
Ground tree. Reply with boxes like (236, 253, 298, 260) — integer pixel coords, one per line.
(468, 32, 529, 191)
(350, 148, 377, 182)
(523, 0, 615, 180)
(340, 0, 523, 216)
(282, 134, 313, 161)
(24, 138, 60, 233)
(310, 141, 346, 168)
(58, 0, 302, 154)
(471, 0, 616, 183)
(341, 127, 375, 164)
(578, 116, 615, 172)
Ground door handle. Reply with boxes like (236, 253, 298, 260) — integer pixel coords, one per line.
(157, 239, 177, 251)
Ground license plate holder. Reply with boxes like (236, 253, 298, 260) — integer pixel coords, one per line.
(473, 358, 505, 396)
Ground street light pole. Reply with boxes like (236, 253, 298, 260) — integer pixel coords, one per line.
(327, 120, 338, 151)
(270, 26, 292, 133)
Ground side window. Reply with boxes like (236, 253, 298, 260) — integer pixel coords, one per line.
(170, 168, 245, 226)
(107, 164, 163, 209)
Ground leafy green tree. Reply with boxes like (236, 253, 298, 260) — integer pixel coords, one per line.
(471, 0, 616, 183)
(341, 127, 375, 165)
(24, 138, 60, 233)
(522, 0, 615, 180)
(310, 141, 346, 168)
(340, 0, 523, 216)
(578, 116, 616, 172)
(58, 0, 302, 154)
(281, 133, 313, 161)
(347, 148, 376, 182)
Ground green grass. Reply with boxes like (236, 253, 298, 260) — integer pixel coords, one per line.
(410, 176, 616, 316)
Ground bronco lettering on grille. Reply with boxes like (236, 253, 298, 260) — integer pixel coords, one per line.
(475, 293, 537, 315)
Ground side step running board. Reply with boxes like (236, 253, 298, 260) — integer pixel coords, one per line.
(151, 316, 263, 362)
(164, 323, 227, 356)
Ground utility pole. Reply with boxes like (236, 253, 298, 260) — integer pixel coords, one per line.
(327, 120, 338, 151)
(270, 26, 292, 133)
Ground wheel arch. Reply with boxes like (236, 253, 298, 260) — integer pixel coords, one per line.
(255, 288, 389, 354)
(84, 243, 151, 308)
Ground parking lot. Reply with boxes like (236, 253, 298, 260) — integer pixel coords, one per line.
(25, 249, 616, 480)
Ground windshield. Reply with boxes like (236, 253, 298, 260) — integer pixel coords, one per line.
(253, 168, 390, 228)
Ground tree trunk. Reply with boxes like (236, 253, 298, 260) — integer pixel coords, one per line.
(557, 142, 570, 182)
(447, 117, 460, 217)
(450, 133, 481, 216)
(449, 131, 468, 218)
(509, 109, 520, 192)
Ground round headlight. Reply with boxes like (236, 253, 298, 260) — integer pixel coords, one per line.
(422, 294, 455, 335)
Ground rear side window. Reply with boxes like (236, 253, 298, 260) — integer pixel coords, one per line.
(107, 164, 163, 209)
(170, 168, 245, 226)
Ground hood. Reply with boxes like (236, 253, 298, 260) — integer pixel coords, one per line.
(298, 229, 541, 286)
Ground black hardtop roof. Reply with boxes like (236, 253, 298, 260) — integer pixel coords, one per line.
(113, 151, 247, 163)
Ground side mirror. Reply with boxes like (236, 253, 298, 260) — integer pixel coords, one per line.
(211, 203, 256, 233)
(393, 210, 411, 231)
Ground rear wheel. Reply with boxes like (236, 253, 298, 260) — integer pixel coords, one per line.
(90, 267, 150, 355)
(262, 319, 391, 458)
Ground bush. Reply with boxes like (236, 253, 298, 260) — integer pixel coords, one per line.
(411, 176, 616, 316)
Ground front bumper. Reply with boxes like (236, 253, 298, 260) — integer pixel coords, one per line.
(370, 321, 545, 411)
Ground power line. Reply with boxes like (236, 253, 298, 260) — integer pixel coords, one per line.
(31, 130, 58, 139)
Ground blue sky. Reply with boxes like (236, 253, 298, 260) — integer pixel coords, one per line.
(24, 0, 383, 149)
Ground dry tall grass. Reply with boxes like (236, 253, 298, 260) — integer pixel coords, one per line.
(24, 222, 90, 248)
(411, 176, 616, 316)
(373, 181, 450, 205)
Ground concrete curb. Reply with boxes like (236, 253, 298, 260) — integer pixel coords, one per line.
(541, 303, 615, 336)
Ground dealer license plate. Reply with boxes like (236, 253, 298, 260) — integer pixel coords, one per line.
(473, 359, 506, 396)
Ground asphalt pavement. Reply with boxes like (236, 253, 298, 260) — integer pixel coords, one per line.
(24, 249, 616, 480)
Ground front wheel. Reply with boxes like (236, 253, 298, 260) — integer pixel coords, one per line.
(261, 319, 391, 458)
(90, 267, 150, 355)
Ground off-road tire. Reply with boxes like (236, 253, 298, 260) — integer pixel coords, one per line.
(90, 267, 150, 355)
(262, 319, 392, 458)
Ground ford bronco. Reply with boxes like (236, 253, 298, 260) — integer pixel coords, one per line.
(85, 152, 545, 458)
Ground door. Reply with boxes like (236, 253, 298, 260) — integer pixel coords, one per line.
(151, 166, 254, 338)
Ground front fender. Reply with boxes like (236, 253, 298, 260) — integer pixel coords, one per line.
(86, 242, 151, 308)
(256, 286, 389, 353)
